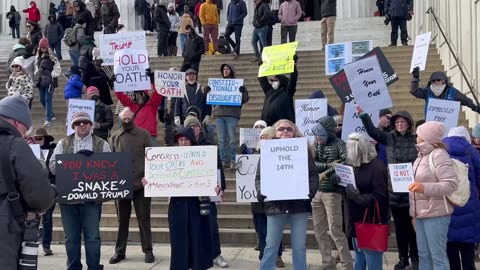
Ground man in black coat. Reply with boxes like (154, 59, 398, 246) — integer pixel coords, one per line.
(181, 25, 205, 73)
(384, 0, 413, 46)
(135, 0, 147, 30)
(100, 0, 120, 34)
(72, 0, 95, 37)
(154, 1, 171, 56)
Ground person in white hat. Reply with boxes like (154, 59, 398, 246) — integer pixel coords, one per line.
(6, 57, 34, 107)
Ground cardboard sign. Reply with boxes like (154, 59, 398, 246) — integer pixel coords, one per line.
(259, 41, 298, 77)
(154, 70, 186, 98)
(344, 55, 393, 112)
(329, 47, 399, 103)
(325, 40, 373, 75)
(410, 32, 432, 72)
(236, 154, 260, 203)
(206, 78, 244, 106)
(295, 99, 328, 143)
(388, 163, 414, 192)
(99, 31, 147, 66)
(113, 49, 151, 92)
(55, 152, 133, 203)
(341, 102, 379, 142)
(144, 146, 218, 197)
(29, 144, 41, 159)
(239, 128, 261, 148)
(260, 138, 309, 201)
(67, 99, 95, 136)
(334, 164, 356, 189)
(425, 99, 460, 130)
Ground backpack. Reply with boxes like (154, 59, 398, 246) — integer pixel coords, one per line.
(63, 26, 78, 47)
(428, 148, 470, 207)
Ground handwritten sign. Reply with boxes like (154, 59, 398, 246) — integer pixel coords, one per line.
(410, 32, 432, 72)
(325, 40, 373, 75)
(341, 102, 379, 142)
(29, 144, 41, 159)
(344, 55, 393, 112)
(295, 99, 328, 143)
(259, 41, 298, 77)
(260, 138, 309, 201)
(100, 31, 146, 66)
(113, 49, 151, 92)
(334, 164, 356, 189)
(236, 154, 260, 203)
(67, 99, 95, 136)
(55, 152, 133, 203)
(206, 78, 244, 106)
(144, 146, 218, 197)
(425, 99, 460, 130)
(154, 70, 185, 98)
(239, 128, 261, 148)
(388, 163, 414, 192)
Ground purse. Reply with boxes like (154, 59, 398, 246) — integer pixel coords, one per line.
(354, 200, 389, 252)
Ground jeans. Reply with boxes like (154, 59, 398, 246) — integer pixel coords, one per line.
(251, 26, 268, 58)
(38, 86, 54, 121)
(51, 42, 62, 60)
(320, 16, 336, 47)
(260, 213, 309, 270)
(391, 206, 418, 260)
(225, 24, 243, 54)
(69, 50, 80, 68)
(253, 213, 283, 260)
(215, 116, 238, 164)
(415, 216, 451, 270)
(42, 203, 56, 249)
(203, 24, 219, 52)
(11, 24, 20, 38)
(179, 33, 187, 53)
(352, 237, 383, 270)
(447, 242, 476, 270)
(60, 203, 103, 270)
(136, 14, 145, 30)
(280, 25, 298, 44)
(390, 17, 408, 45)
(209, 203, 222, 259)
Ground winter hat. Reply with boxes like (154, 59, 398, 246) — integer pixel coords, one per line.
(253, 120, 267, 129)
(168, 3, 175, 10)
(185, 68, 197, 75)
(447, 126, 471, 142)
(186, 105, 201, 118)
(174, 127, 197, 145)
(39, 38, 49, 48)
(472, 124, 480, 139)
(70, 66, 81, 75)
(311, 122, 328, 143)
(0, 95, 32, 128)
(416, 121, 446, 144)
(86, 86, 100, 99)
(159, 0, 169, 6)
(71, 111, 92, 129)
(379, 109, 392, 117)
(259, 126, 275, 139)
(183, 115, 201, 128)
(92, 47, 101, 60)
(10, 57, 25, 71)
(309, 90, 325, 99)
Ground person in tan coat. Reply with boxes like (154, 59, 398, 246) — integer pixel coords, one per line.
(409, 121, 457, 270)
(199, 0, 220, 54)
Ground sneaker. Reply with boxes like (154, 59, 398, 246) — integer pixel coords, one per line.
(389, 44, 397, 47)
(43, 248, 53, 256)
(214, 51, 222, 55)
(43, 121, 51, 127)
(276, 256, 285, 267)
(51, 116, 56, 121)
(394, 258, 410, 270)
(233, 53, 239, 60)
(250, 57, 260, 62)
(254, 244, 260, 251)
(213, 255, 229, 268)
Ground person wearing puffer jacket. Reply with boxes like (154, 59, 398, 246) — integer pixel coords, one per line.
(6, 58, 34, 107)
(64, 66, 84, 104)
(410, 121, 457, 270)
(442, 126, 480, 270)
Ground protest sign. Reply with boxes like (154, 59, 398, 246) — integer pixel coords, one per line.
(99, 31, 147, 66)
(210, 170, 222, 202)
(325, 40, 373, 75)
(29, 144, 41, 159)
(239, 128, 261, 148)
(67, 99, 95, 136)
(55, 152, 133, 203)
(344, 55, 393, 112)
(154, 70, 185, 98)
(329, 47, 399, 103)
(113, 49, 151, 92)
(41, 150, 49, 160)
(258, 41, 298, 77)
(341, 102, 379, 142)
(144, 146, 218, 197)
(334, 164, 357, 189)
(388, 163, 414, 192)
(236, 154, 260, 203)
(410, 32, 432, 72)
(260, 137, 309, 201)
(295, 99, 328, 143)
(206, 78, 244, 106)
(425, 99, 460, 130)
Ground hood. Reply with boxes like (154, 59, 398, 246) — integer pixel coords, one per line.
(174, 127, 197, 145)
(30, 1, 37, 8)
(318, 116, 337, 139)
(309, 90, 325, 99)
(312, 122, 328, 143)
(10, 6, 16, 12)
(48, 15, 57, 22)
(427, 71, 450, 87)
(274, 75, 289, 88)
(220, 63, 236, 78)
(12, 44, 25, 50)
(390, 111, 414, 133)
(50, 3, 55, 7)
(0, 118, 21, 138)
(73, 0, 86, 9)
(443, 136, 470, 158)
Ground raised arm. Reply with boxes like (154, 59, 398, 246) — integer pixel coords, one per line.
(359, 112, 390, 145)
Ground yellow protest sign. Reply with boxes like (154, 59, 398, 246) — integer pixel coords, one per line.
(258, 41, 299, 77)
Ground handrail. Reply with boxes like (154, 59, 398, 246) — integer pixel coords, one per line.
(426, 7, 479, 106)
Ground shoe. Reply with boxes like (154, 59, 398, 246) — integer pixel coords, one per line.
(250, 57, 260, 62)
(410, 258, 419, 270)
(233, 53, 239, 60)
(254, 244, 260, 251)
(43, 248, 53, 256)
(43, 121, 51, 127)
(145, 251, 155, 263)
(402, 42, 408, 46)
(214, 51, 222, 55)
(109, 254, 126, 264)
(389, 44, 397, 46)
(394, 258, 410, 270)
(50, 115, 56, 121)
(213, 255, 229, 268)
(276, 256, 285, 268)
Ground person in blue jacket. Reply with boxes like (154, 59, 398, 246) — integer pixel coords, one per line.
(442, 126, 480, 270)
(64, 66, 84, 125)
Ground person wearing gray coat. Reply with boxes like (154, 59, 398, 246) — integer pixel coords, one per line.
(45, 15, 65, 60)
(384, 0, 413, 46)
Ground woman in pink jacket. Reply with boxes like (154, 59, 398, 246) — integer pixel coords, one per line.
(409, 121, 457, 270)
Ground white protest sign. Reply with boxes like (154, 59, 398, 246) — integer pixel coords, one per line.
(295, 99, 328, 143)
(206, 78, 244, 106)
(410, 32, 432, 72)
(113, 49, 151, 92)
(425, 99, 460, 130)
(334, 164, 356, 189)
(210, 170, 222, 202)
(344, 55, 393, 113)
(260, 137, 309, 201)
(325, 40, 373, 75)
(67, 99, 95, 136)
(236, 154, 260, 203)
(388, 163, 414, 192)
(29, 144, 41, 160)
(341, 102, 379, 142)
(99, 31, 147, 66)
(144, 146, 218, 197)
(154, 70, 185, 98)
(239, 128, 261, 148)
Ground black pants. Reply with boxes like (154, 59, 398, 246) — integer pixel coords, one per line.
(168, 31, 178, 47)
(114, 189, 152, 255)
(390, 17, 408, 45)
(391, 206, 418, 260)
(225, 24, 243, 54)
(266, 25, 274, 47)
(157, 30, 170, 56)
(181, 60, 200, 74)
(447, 242, 477, 270)
(209, 203, 221, 259)
(280, 25, 298, 44)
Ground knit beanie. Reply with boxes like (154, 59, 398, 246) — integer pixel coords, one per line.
(183, 115, 201, 127)
(253, 120, 267, 129)
(379, 109, 393, 117)
(447, 126, 471, 142)
(416, 121, 446, 143)
(0, 95, 32, 128)
(311, 122, 328, 143)
(86, 86, 100, 99)
(259, 126, 275, 139)
(472, 124, 480, 139)
(39, 38, 49, 48)
(92, 47, 101, 60)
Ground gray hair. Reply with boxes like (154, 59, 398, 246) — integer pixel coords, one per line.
(346, 132, 377, 167)
(119, 107, 133, 118)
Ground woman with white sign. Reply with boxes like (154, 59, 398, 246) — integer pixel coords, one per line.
(256, 119, 319, 270)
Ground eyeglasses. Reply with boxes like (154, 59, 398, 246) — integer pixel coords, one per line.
(11, 65, 20, 68)
(254, 125, 265, 129)
(188, 123, 200, 128)
(34, 137, 44, 141)
(73, 120, 91, 126)
(277, 126, 294, 132)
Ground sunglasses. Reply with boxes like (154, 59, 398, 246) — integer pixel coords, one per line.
(11, 65, 20, 68)
(26, 25, 31, 28)
(35, 137, 44, 141)
(431, 79, 443, 83)
(254, 125, 265, 129)
(277, 127, 294, 132)
(73, 120, 91, 126)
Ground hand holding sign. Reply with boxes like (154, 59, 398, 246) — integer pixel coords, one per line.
(154, 70, 186, 98)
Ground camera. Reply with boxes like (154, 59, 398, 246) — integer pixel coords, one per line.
(18, 218, 42, 270)
(199, 196, 211, 216)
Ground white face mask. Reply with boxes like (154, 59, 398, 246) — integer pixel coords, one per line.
(272, 81, 280, 90)
(430, 84, 446, 96)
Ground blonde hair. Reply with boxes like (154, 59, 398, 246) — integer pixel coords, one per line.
(272, 119, 304, 138)
(346, 133, 377, 167)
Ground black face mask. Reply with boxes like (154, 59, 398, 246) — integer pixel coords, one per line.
(91, 95, 99, 101)
(121, 120, 134, 130)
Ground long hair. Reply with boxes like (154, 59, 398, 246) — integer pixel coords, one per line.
(272, 119, 316, 156)
(346, 132, 377, 167)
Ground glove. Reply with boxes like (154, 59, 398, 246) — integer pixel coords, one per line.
(239, 86, 246, 93)
(293, 54, 298, 63)
(93, 122, 100, 129)
(408, 182, 424, 193)
(240, 143, 248, 154)
(77, 149, 94, 156)
(257, 193, 267, 202)
(330, 173, 341, 185)
(174, 116, 181, 126)
(345, 184, 358, 198)
(110, 75, 116, 83)
(258, 60, 263, 66)
(146, 68, 155, 82)
(164, 112, 173, 125)
(203, 115, 211, 125)
(204, 85, 211, 94)
(412, 66, 420, 79)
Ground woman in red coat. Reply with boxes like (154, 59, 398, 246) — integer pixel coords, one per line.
(23, 1, 41, 23)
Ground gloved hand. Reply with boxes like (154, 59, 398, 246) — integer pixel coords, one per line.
(204, 85, 211, 94)
(257, 193, 267, 202)
(203, 115, 211, 125)
(77, 149, 94, 156)
(330, 173, 341, 185)
(239, 86, 246, 93)
(258, 59, 263, 66)
(293, 54, 298, 63)
(146, 68, 155, 82)
(174, 116, 181, 126)
(110, 75, 116, 83)
(164, 112, 173, 125)
(240, 143, 248, 154)
(409, 182, 424, 193)
(93, 122, 100, 129)
(412, 66, 420, 79)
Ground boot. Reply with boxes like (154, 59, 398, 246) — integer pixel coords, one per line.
(394, 258, 410, 270)
(172, 46, 178, 56)
(167, 46, 173, 56)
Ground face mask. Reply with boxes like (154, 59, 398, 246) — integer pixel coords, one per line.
(91, 95, 99, 101)
(121, 120, 134, 130)
(430, 84, 446, 96)
(187, 80, 196, 85)
(272, 81, 280, 90)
